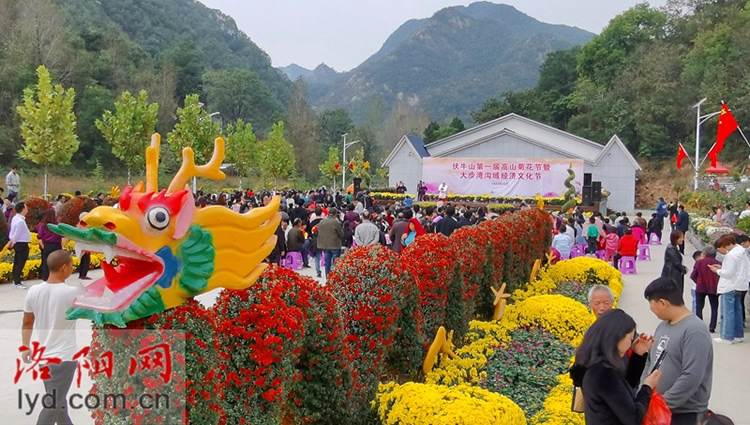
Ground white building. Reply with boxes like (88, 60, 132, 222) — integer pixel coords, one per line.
(383, 113, 641, 212)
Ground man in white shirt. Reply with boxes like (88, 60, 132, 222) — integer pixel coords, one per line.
(22, 250, 78, 424)
(7, 202, 30, 289)
(6, 165, 20, 200)
(710, 234, 750, 344)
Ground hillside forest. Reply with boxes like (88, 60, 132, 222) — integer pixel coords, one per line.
(1, 0, 750, 188)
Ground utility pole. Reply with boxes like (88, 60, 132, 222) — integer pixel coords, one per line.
(693, 98, 720, 191)
(342, 133, 361, 191)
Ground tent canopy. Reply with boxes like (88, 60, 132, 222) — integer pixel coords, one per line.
(705, 162, 730, 174)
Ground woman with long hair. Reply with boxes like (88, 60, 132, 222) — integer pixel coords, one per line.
(37, 208, 63, 281)
(662, 230, 688, 293)
(570, 309, 661, 424)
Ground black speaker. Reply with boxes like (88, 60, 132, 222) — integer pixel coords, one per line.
(592, 181, 602, 202)
(582, 187, 593, 206)
(583, 173, 592, 186)
(353, 177, 362, 194)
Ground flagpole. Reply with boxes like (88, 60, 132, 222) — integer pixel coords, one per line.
(694, 99, 705, 191)
(737, 126, 750, 150)
(680, 144, 696, 169)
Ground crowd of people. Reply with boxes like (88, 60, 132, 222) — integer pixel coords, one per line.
(259, 187, 496, 278)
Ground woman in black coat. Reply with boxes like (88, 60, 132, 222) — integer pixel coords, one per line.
(662, 230, 688, 292)
(570, 309, 661, 425)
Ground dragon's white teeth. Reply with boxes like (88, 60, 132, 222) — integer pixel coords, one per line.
(103, 245, 115, 263)
(102, 287, 115, 300)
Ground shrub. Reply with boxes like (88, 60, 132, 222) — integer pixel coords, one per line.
(23, 195, 51, 230)
(374, 382, 527, 425)
(402, 233, 468, 342)
(57, 195, 98, 226)
(213, 275, 306, 425)
(451, 225, 492, 319)
(500, 295, 594, 346)
(89, 299, 223, 425)
(256, 266, 353, 425)
(481, 327, 575, 418)
(326, 245, 414, 423)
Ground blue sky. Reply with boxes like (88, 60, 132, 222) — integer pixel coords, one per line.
(199, 0, 668, 71)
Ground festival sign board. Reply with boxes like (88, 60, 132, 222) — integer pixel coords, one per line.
(422, 157, 584, 198)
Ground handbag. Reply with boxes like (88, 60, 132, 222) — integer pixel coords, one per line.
(643, 391, 671, 425)
(571, 386, 585, 413)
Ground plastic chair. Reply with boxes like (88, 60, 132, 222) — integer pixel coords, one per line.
(284, 252, 304, 270)
(649, 233, 661, 245)
(595, 250, 606, 260)
(637, 244, 651, 261)
(618, 256, 637, 275)
(570, 244, 586, 258)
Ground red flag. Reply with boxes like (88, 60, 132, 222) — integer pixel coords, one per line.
(349, 162, 354, 171)
(707, 102, 739, 166)
(676, 144, 689, 169)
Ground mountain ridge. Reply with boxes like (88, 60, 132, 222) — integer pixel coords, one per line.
(287, 1, 593, 122)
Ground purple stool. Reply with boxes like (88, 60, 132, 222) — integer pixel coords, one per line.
(649, 233, 661, 245)
(570, 244, 586, 258)
(618, 256, 637, 274)
(284, 252, 304, 270)
(637, 244, 651, 261)
(320, 252, 325, 268)
(595, 250, 606, 260)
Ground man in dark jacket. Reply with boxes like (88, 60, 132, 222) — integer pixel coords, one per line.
(389, 212, 409, 253)
(268, 221, 287, 265)
(675, 205, 689, 254)
(437, 206, 459, 236)
(287, 218, 308, 267)
(457, 210, 473, 228)
(317, 208, 344, 277)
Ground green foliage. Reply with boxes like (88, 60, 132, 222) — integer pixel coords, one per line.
(167, 94, 220, 164)
(224, 119, 257, 178)
(423, 117, 466, 143)
(258, 121, 295, 183)
(95, 90, 158, 177)
(736, 216, 750, 234)
(317, 109, 353, 152)
(481, 327, 575, 418)
(319, 146, 342, 181)
(203, 68, 282, 134)
(17, 66, 79, 167)
(90, 160, 105, 193)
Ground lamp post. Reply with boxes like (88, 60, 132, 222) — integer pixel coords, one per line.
(693, 98, 721, 191)
(342, 133, 361, 190)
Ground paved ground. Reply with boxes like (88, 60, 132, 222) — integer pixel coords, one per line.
(0, 228, 747, 423)
(617, 225, 750, 424)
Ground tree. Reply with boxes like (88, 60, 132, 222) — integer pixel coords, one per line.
(95, 90, 158, 183)
(319, 146, 342, 189)
(258, 121, 295, 184)
(347, 148, 372, 187)
(423, 121, 441, 143)
(317, 109, 353, 152)
(17, 65, 79, 198)
(224, 119, 257, 188)
(203, 68, 281, 133)
(167, 94, 220, 191)
(285, 78, 320, 180)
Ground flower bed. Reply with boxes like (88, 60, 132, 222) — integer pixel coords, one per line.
(374, 382, 527, 425)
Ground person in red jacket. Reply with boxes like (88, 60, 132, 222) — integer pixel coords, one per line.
(614, 228, 638, 270)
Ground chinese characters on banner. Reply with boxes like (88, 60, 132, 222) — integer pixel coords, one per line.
(422, 157, 584, 198)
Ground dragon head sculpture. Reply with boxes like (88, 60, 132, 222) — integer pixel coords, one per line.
(50, 134, 280, 327)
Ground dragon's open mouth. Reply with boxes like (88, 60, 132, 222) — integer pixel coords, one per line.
(49, 224, 164, 313)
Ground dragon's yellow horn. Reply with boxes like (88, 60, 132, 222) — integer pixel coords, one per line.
(167, 137, 226, 194)
(145, 134, 161, 193)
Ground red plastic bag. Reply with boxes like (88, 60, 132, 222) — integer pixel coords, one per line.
(643, 391, 672, 425)
(671, 214, 677, 223)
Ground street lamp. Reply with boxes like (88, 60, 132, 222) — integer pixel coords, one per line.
(342, 133, 361, 191)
